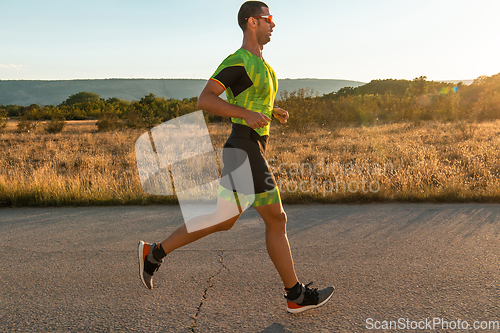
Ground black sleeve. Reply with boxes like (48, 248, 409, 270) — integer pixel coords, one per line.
(213, 66, 253, 97)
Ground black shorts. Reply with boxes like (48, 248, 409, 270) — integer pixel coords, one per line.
(218, 123, 280, 207)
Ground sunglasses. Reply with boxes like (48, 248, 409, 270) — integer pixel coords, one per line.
(246, 14, 274, 24)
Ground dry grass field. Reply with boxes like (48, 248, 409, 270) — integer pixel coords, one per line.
(0, 120, 164, 206)
(1, 119, 499, 206)
(266, 121, 500, 203)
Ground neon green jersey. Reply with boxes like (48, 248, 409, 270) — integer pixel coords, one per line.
(210, 48, 278, 136)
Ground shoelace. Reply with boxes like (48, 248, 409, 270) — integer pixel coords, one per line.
(143, 255, 162, 276)
(149, 256, 162, 269)
(146, 251, 162, 269)
(304, 281, 315, 289)
(303, 281, 319, 304)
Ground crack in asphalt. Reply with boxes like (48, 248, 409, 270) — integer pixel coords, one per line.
(189, 250, 228, 333)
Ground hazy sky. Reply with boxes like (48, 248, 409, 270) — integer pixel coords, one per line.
(1, 0, 499, 82)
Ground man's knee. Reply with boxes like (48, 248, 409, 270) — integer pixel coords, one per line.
(266, 210, 287, 229)
(279, 211, 287, 224)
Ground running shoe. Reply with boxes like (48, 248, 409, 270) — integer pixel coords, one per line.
(285, 282, 334, 313)
(138, 241, 162, 289)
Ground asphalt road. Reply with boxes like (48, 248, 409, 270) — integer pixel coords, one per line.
(2, 204, 500, 332)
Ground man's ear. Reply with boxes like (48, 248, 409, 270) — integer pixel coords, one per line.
(247, 17, 257, 29)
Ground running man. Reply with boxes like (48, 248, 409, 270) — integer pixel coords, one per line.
(138, 1, 334, 313)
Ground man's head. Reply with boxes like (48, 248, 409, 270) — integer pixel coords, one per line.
(238, 1, 275, 46)
(238, 1, 269, 32)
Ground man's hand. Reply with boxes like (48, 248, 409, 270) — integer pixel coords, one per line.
(244, 110, 272, 129)
(272, 107, 289, 124)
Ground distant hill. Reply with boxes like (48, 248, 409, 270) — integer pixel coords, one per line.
(0, 78, 365, 106)
(276, 78, 365, 97)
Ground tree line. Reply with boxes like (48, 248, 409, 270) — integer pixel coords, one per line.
(1, 73, 499, 133)
(0, 92, 205, 132)
(278, 73, 500, 133)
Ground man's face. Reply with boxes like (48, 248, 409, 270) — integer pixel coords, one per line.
(255, 6, 275, 46)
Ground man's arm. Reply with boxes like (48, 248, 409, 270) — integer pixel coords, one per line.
(197, 80, 271, 130)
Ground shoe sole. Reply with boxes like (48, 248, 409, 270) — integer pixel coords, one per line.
(287, 288, 335, 314)
(138, 241, 150, 289)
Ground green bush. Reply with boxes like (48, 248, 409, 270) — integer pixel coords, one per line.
(96, 113, 122, 132)
(125, 108, 144, 129)
(44, 117, 66, 133)
(0, 110, 7, 131)
(17, 119, 38, 133)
